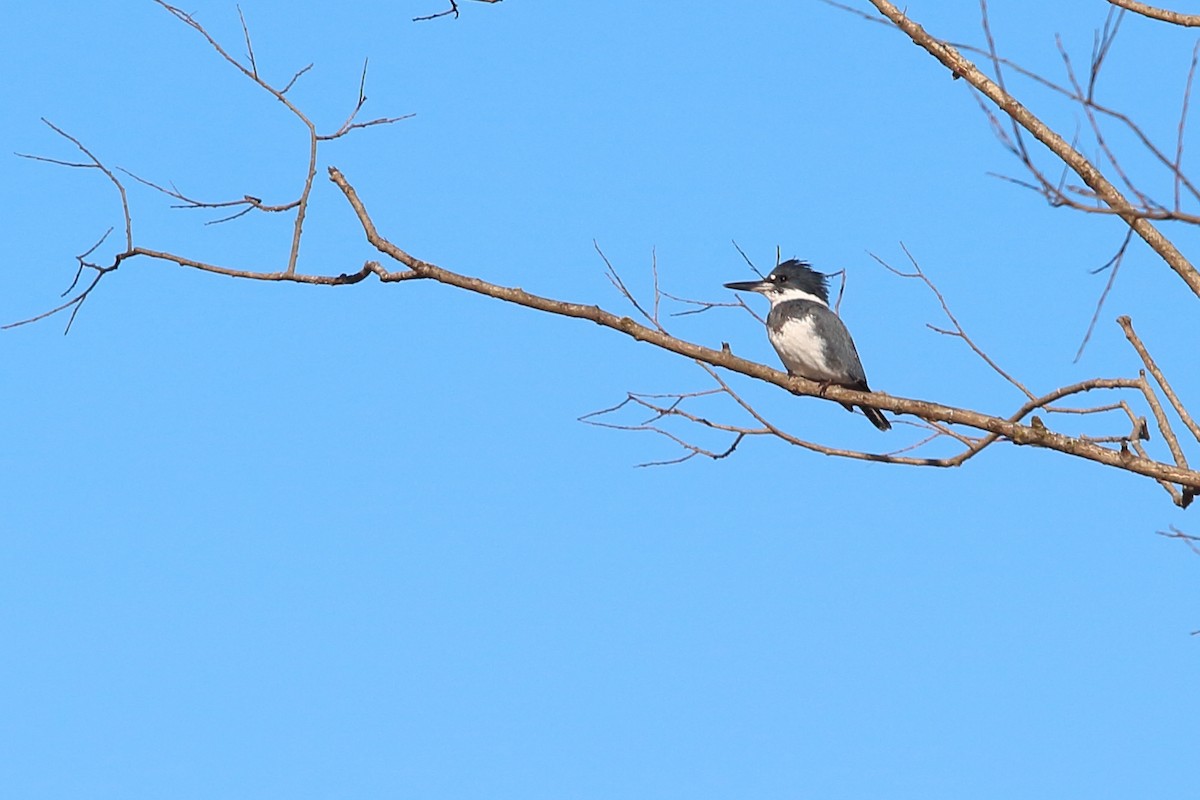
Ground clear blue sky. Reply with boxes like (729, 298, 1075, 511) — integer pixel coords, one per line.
(2, 2, 1197, 798)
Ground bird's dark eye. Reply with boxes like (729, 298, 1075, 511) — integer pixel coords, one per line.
(776, 274, 788, 283)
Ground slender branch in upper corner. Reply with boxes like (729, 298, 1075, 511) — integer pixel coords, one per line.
(864, 0, 1200, 300)
(1108, 0, 1200, 27)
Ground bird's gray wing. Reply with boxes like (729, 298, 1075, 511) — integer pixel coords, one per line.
(811, 307, 868, 386)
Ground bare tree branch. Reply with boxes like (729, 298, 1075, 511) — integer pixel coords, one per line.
(1108, 0, 1200, 27)
(413, 0, 502, 23)
(149, 1, 406, 275)
(950, 38, 1200, 210)
(1156, 526, 1200, 559)
(866, 0, 1200, 298)
(1118, 315, 1200, 445)
(17, 119, 133, 251)
(323, 164, 1200, 494)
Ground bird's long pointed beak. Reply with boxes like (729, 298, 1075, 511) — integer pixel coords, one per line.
(724, 279, 770, 293)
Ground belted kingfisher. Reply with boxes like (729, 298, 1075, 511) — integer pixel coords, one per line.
(724, 259, 891, 431)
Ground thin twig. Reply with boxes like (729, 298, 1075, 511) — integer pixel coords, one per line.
(280, 63, 312, 95)
(236, 5, 257, 78)
(816, 0, 894, 27)
(413, 0, 502, 23)
(1075, 229, 1134, 362)
(1176, 40, 1200, 210)
(1157, 525, 1200, 557)
(19, 119, 133, 250)
(873, 246, 1035, 400)
(1058, 33, 1152, 210)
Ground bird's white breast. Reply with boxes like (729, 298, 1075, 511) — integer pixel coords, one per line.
(769, 315, 837, 381)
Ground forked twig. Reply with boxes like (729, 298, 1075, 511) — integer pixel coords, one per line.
(872, 246, 1035, 400)
(1075, 229, 1134, 362)
(1156, 526, 1200, 556)
(17, 119, 133, 250)
(1119, 316, 1200, 444)
(413, 0, 503, 23)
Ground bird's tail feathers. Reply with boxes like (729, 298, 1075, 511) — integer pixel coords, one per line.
(861, 405, 891, 431)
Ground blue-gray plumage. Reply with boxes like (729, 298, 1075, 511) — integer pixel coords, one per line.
(724, 259, 890, 431)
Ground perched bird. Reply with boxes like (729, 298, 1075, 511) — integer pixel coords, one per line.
(724, 259, 891, 431)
